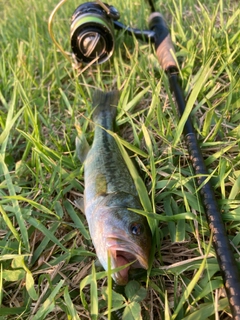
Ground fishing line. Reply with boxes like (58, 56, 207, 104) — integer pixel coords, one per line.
(48, 0, 72, 62)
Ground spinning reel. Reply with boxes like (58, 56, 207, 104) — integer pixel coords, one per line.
(70, 1, 156, 64)
(49, 0, 175, 69)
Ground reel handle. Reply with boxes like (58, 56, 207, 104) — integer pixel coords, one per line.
(148, 12, 177, 71)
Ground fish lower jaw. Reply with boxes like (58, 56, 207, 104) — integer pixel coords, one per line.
(113, 254, 130, 286)
(108, 249, 148, 285)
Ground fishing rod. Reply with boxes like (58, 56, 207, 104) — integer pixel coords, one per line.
(148, 10, 240, 319)
(49, 0, 240, 317)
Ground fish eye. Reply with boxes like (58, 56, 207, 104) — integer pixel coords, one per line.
(130, 223, 143, 236)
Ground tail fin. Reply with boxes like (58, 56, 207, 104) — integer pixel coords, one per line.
(92, 90, 119, 124)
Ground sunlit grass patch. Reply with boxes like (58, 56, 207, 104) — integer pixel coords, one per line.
(0, 0, 239, 319)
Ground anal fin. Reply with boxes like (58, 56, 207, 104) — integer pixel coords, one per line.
(74, 198, 85, 214)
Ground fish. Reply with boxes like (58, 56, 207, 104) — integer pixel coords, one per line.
(76, 90, 152, 285)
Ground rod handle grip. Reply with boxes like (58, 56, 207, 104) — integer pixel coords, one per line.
(148, 12, 177, 71)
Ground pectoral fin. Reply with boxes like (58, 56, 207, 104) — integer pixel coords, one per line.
(75, 124, 90, 163)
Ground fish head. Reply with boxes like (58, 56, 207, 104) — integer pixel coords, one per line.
(89, 206, 152, 285)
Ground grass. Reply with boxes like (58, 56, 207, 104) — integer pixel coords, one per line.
(0, 0, 239, 319)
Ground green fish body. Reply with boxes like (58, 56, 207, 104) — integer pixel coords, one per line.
(76, 90, 152, 285)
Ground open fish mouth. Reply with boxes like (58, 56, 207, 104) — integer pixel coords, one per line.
(106, 236, 149, 285)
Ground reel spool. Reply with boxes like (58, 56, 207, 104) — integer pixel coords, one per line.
(70, 2, 120, 64)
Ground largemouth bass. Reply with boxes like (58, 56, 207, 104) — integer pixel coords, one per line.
(76, 90, 152, 285)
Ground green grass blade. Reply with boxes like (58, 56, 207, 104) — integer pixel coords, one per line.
(0, 89, 24, 148)
(172, 233, 213, 319)
(31, 280, 65, 320)
(182, 298, 229, 320)
(142, 123, 157, 213)
(30, 221, 60, 266)
(107, 253, 113, 320)
(0, 205, 20, 243)
(63, 200, 90, 240)
(173, 58, 214, 146)
(90, 262, 98, 320)
(63, 287, 81, 320)
(27, 217, 68, 252)
(3, 195, 59, 218)
(112, 132, 155, 230)
(0, 155, 29, 251)
(0, 264, 3, 306)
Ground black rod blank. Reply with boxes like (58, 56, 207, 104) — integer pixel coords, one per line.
(148, 12, 240, 319)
